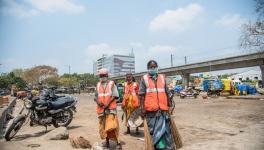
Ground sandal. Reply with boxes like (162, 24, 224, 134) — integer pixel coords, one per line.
(116, 143, 122, 149)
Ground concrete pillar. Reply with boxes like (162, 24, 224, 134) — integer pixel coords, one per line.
(260, 65, 264, 82)
(182, 73, 190, 89)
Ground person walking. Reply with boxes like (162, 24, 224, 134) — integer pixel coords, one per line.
(122, 73, 140, 134)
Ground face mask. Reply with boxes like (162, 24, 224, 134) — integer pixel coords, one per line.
(100, 77, 108, 82)
(148, 68, 158, 76)
(127, 78, 132, 83)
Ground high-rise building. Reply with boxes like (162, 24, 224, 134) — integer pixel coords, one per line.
(93, 52, 135, 76)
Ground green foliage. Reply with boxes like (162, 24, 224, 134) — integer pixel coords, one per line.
(61, 73, 99, 88)
(0, 72, 26, 90)
(79, 73, 99, 87)
(0, 73, 9, 89)
(217, 73, 236, 79)
(43, 77, 60, 87)
(1, 66, 99, 90)
(11, 68, 24, 78)
(59, 76, 79, 87)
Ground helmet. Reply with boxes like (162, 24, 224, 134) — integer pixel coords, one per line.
(98, 68, 108, 75)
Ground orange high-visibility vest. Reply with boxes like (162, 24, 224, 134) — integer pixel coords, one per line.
(96, 80, 117, 114)
(122, 82, 139, 108)
(143, 74, 169, 111)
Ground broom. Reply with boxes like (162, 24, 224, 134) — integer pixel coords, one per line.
(144, 115, 183, 150)
(169, 114, 183, 149)
(143, 118, 154, 150)
(169, 95, 183, 149)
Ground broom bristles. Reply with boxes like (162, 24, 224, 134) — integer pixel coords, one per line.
(144, 116, 183, 150)
(144, 118, 154, 150)
(170, 117, 183, 149)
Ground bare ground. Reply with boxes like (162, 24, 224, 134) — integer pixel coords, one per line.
(0, 94, 264, 150)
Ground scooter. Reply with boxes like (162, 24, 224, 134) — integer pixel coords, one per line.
(179, 87, 199, 99)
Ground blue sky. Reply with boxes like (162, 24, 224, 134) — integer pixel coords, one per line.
(0, 0, 259, 75)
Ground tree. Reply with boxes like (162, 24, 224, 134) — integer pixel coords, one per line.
(11, 68, 24, 78)
(240, 0, 264, 52)
(78, 73, 99, 87)
(217, 73, 236, 79)
(42, 76, 60, 87)
(59, 76, 79, 87)
(22, 65, 58, 85)
(0, 72, 26, 90)
(60, 73, 99, 88)
(0, 73, 10, 89)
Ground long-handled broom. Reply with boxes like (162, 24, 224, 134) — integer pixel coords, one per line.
(143, 118, 154, 150)
(169, 92, 183, 149)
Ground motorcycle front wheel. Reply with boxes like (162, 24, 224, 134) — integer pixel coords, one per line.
(52, 109, 73, 128)
(5, 118, 25, 141)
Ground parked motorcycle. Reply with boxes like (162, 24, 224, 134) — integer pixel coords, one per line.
(40, 88, 78, 113)
(179, 87, 199, 99)
(4, 90, 77, 141)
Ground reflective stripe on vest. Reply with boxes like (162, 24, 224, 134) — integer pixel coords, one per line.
(96, 80, 116, 114)
(124, 82, 137, 95)
(123, 81, 139, 108)
(146, 88, 165, 93)
(143, 74, 168, 111)
(144, 74, 166, 93)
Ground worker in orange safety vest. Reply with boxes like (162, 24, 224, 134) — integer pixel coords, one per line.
(94, 68, 122, 149)
(139, 60, 175, 149)
(122, 73, 140, 134)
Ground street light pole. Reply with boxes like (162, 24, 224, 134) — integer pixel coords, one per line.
(171, 54, 174, 67)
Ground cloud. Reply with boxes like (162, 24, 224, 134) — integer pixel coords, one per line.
(214, 14, 247, 28)
(148, 45, 176, 53)
(26, 0, 85, 13)
(0, 0, 39, 17)
(149, 3, 203, 32)
(0, 0, 85, 17)
(85, 43, 124, 58)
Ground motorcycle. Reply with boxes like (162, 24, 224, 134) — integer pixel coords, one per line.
(4, 90, 77, 141)
(179, 87, 199, 99)
(42, 88, 78, 113)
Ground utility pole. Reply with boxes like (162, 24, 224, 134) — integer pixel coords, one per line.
(184, 56, 187, 65)
(171, 54, 173, 67)
(68, 65, 71, 74)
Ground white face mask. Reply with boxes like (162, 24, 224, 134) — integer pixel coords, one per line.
(100, 77, 108, 82)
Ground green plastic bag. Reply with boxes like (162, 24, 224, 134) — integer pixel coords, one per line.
(157, 137, 166, 149)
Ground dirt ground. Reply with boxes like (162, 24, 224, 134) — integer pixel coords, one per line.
(0, 94, 264, 150)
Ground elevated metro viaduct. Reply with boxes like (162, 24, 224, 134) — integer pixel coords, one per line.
(112, 52, 264, 88)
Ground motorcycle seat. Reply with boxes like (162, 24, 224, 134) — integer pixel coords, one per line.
(50, 97, 75, 110)
(57, 97, 74, 103)
(50, 100, 69, 109)
(36, 100, 49, 107)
